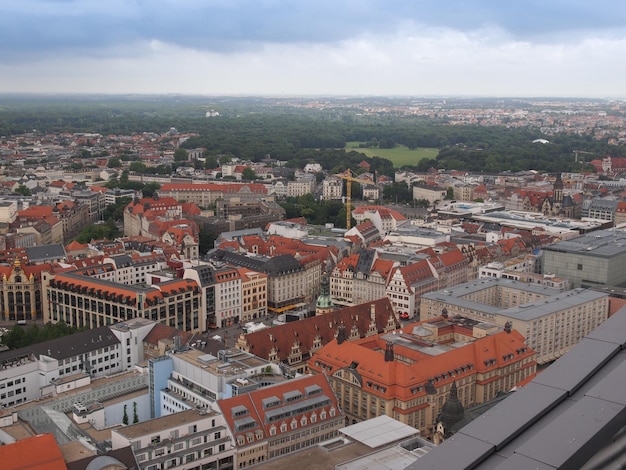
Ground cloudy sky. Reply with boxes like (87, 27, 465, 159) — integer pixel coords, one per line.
(2, 0, 626, 97)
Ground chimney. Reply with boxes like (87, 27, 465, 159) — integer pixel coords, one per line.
(504, 321, 512, 334)
(174, 335, 182, 351)
(384, 340, 394, 362)
(370, 303, 376, 322)
(336, 323, 347, 345)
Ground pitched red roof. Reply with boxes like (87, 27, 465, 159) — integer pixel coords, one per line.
(219, 374, 339, 444)
(240, 297, 397, 363)
(0, 433, 66, 470)
(310, 329, 535, 402)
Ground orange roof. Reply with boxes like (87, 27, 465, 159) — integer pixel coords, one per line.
(18, 205, 54, 219)
(0, 434, 67, 470)
(309, 329, 536, 402)
(65, 240, 88, 251)
(219, 374, 339, 442)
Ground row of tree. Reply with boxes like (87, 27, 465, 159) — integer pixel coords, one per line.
(1, 322, 84, 349)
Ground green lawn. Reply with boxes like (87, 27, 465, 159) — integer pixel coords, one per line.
(345, 142, 438, 168)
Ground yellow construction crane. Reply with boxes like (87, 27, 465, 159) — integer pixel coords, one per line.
(334, 169, 374, 229)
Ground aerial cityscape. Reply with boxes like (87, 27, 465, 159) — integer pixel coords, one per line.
(2, 2, 626, 470)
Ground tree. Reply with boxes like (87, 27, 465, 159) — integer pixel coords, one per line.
(129, 161, 147, 172)
(107, 157, 122, 168)
(133, 401, 138, 423)
(174, 148, 189, 162)
(444, 187, 454, 200)
(199, 228, 217, 255)
(15, 185, 31, 196)
(142, 182, 161, 198)
(204, 156, 218, 169)
(123, 404, 129, 425)
(241, 167, 257, 180)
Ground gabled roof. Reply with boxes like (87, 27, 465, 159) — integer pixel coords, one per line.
(241, 297, 397, 363)
(310, 329, 534, 402)
(143, 323, 193, 348)
(219, 374, 339, 443)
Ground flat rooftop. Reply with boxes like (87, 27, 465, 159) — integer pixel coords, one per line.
(543, 228, 626, 257)
(113, 409, 218, 440)
(422, 279, 607, 322)
(172, 348, 267, 375)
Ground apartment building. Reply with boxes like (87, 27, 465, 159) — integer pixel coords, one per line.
(214, 266, 242, 328)
(111, 408, 236, 470)
(322, 177, 343, 201)
(330, 251, 395, 308)
(0, 320, 151, 406)
(452, 184, 475, 202)
(44, 272, 204, 332)
(309, 327, 536, 439)
(104, 252, 167, 285)
(238, 268, 268, 322)
(412, 183, 447, 204)
(386, 259, 438, 319)
(286, 174, 315, 198)
(218, 374, 343, 466)
(351, 205, 407, 234)
(148, 348, 283, 418)
(209, 250, 308, 313)
(420, 278, 609, 364)
(157, 182, 268, 207)
(184, 264, 217, 329)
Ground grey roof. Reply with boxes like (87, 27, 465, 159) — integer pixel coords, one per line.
(108, 254, 132, 268)
(209, 249, 303, 276)
(543, 228, 626, 258)
(588, 199, 618, 210)
(420, 279, 606, 322)
(405, 305, 626, 470)
(0, 325, 121, 362)
(189, 264, 216, 287)
(25, 243, 66, 262)
(497, 288, 608, 322)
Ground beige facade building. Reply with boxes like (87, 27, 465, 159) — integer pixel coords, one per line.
(158, 182, 268, 207)
(453, 184, 475, 202)
(412, 183, 447, 204)
(322, 177, 343, 201)
(44, 272, 204, 332)
(218, 374, 343, 466)
(111, 409, 235, 470)
(420, 278, 609, 364)
(287, 174, 315, 198)
(238, 268, 268, 322)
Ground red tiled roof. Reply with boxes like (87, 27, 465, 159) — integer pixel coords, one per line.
(0, 433, 67, 470)
(309, 329, 535, 401)
(218, 374, 339, 442)
(240, 297, 397, 363)
(143, 323, 193, 346)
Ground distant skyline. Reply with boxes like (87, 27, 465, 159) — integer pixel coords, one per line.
(2, 1, 626, 98)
